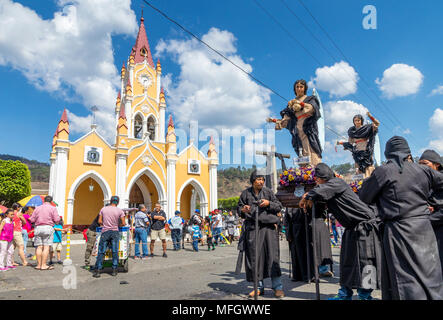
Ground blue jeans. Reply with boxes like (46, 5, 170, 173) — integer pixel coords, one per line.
(22, 229, 28, 254)
(331, 224, 338, 243)
(134, 227, 149, 257)
(258, 276, 283, 291)
(213, 227, 223, 244)
(171, 229, 182, 250)
(192, 238, 199, 251)
(95, 230, 120, 270)
(338, 286, 373, 299)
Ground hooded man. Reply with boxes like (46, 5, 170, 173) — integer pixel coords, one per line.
(419, 149, 443, 277)
(360, 136, 443, 300)
(301, 163, 381, 300)
(237, 169, 284, 298)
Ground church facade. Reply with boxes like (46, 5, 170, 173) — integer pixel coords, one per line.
(48, 17, 218, 226)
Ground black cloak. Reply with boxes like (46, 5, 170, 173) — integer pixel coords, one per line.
(284, 206, 332, 281)
(428, 172, 443, 276)
(342, 123, 377, 173)
(236, 186, 283, 282)
(280, 95, 322, 158)
(359, 136, 443, 299)
(305, 177, 381, 290)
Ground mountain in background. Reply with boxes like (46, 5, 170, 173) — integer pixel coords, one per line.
(0, 154, 254, 198)
(0, 154, 50, 182)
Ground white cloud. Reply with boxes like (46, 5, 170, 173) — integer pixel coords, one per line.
(155, 27, 272, 132)
(308, 61, 359, 98)
(324, 100, 369, 136)
(0, 0, 138, 140)
(430, 85, 443, 96)
(322, 140, 354, 164)
(375, 63, 424, 99)
(428, 108, 443, 153)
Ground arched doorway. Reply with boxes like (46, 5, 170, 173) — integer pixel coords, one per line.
(67, 171, 112, 226)
(177, 179, 208, 220)
(128, 174, 158, 211)
(73, 178, 104, 225)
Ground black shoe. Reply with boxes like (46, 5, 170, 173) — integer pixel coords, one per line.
(150, 253, 154, 258)
(163, 253, 168, 258)
(111, 269, 118, 276)
(93, 270, 101, 278)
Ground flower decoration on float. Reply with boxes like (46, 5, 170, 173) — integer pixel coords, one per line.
(349, 180, 363, 193)
(279, 165, 316, 187)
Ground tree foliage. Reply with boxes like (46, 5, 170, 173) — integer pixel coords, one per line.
(218, 197, 240, 210)
(0, 154, 50, 182)
(331, 163, 353, 175)
(0, 160, 31, 206)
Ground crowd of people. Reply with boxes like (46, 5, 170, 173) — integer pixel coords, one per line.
(0, 196, 63, 271)
(237, 137, 443, 300)
(84, 196, 243, 277)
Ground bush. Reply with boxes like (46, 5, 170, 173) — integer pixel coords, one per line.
(0, 160, 31, 206)
(218, 196, 240, 210)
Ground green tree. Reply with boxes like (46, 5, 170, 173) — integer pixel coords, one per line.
(0, 160, 31, 206)
(331, 163, 353, 175)
(218, 196, 240, 210)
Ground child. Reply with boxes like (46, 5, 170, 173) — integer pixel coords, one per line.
(50, 217, 67, 265)
(0, 209, 16, 271)
(191, 224, 201, 252)
(204, 217, 215, 251)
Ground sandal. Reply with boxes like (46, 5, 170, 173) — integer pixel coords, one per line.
(34, 266, 41, 270)
(248, 289, 264, 298)
(40, 265, 54, 270)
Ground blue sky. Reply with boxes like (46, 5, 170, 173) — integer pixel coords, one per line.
(1, 0, 442, 169)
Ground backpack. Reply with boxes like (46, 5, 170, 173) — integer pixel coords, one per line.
(191, 214, 202, 226)
(170, 216, 183, 229)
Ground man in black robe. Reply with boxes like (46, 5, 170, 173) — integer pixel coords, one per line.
(419, 150, 443, 276)
(418, 150, 443, 272)
(237, 170, 284, 298)
(301, 163, 381, 300)
(360, 137, 443, 300)
(284, 206, 333, 282)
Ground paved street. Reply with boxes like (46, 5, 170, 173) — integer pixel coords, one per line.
(0, 236, 381, 300)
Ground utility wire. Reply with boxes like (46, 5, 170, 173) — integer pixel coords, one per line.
(295, 0, 420, 148)
(141, 0, 345, 140)
(253, 0, 397, 135)
(141, 0, 288, 102)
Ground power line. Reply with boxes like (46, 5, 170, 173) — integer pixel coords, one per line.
(141, 0, 345, 140)
(253, 0, 398, 135)
(294, 0, 420, 148)
(141, 0, 288, 102)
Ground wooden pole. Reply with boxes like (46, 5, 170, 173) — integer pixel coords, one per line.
(311, 203, 320, 300)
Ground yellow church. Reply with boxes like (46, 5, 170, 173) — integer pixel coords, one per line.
(48, 17, 218, 227)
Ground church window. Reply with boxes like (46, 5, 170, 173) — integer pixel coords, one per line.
(147, 116, 156, 140)
(134, 114, 143, 139)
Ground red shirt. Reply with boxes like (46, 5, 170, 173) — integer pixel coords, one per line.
(13, 212, 22, 232)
